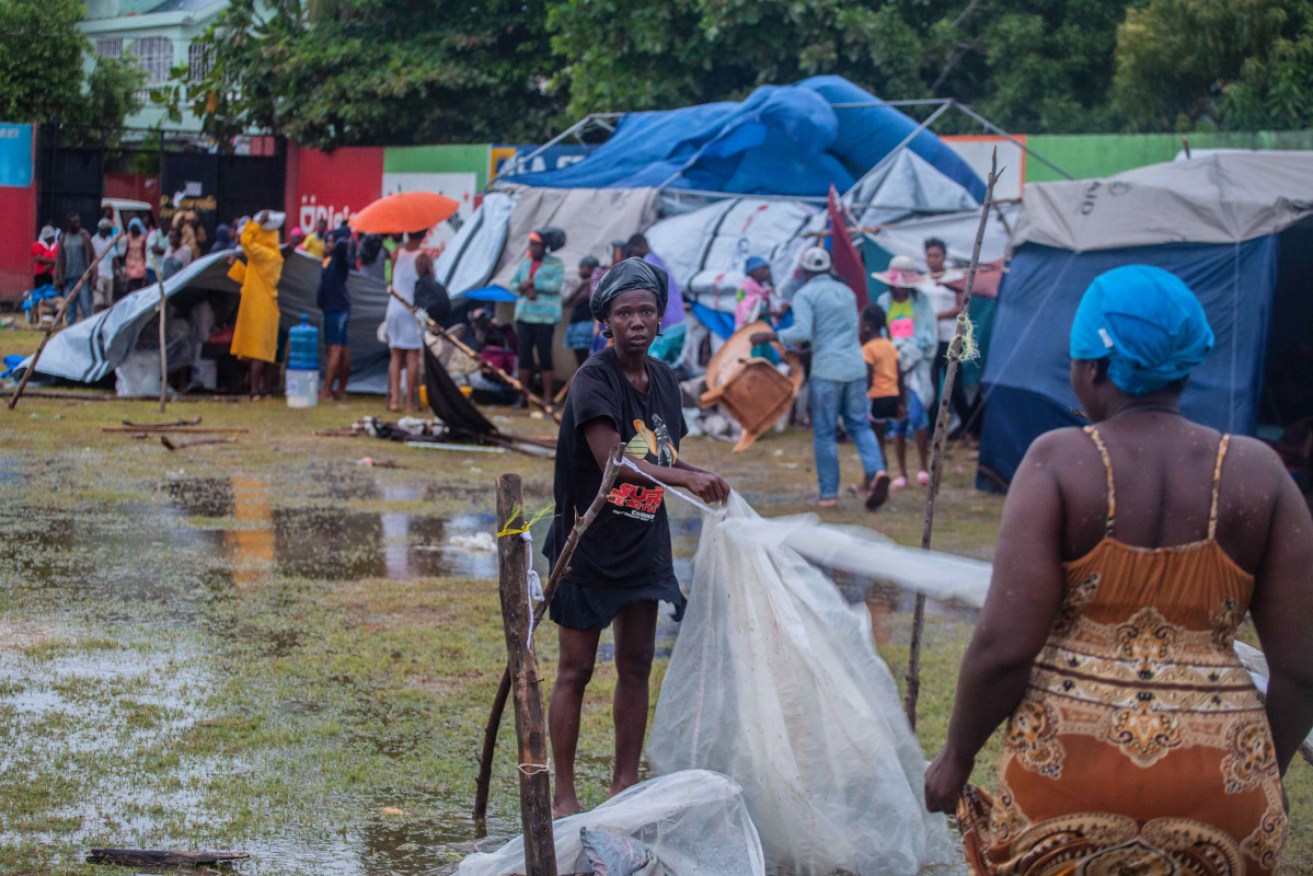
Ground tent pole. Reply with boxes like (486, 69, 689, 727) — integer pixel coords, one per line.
(906, 149, 1001, 730)
(500, 115, 608, 179)
(157, 274, 168, 413)
(840, 101, 954, 211)
(952, 103, 1075, 181)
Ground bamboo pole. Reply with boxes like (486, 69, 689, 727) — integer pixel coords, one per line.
(8, 230, 125, 411)
(388, 288, 561, 423)
(157, 270, 169, 413)
(474, 444, 624, 828)
(905, 150, 1002, 730)
(495, 474, 558, 876)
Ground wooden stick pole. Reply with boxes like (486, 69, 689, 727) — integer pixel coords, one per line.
(474, 444, 624, 826)
(157, 271, 169, 413)
(905, 149, 1001, 730)
(495, 474, 557, 876)
(8, 230, 124, 410)
(388, 287, 562, 423)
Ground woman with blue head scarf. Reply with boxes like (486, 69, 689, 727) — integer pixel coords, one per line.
(925, 265, 1313, 874)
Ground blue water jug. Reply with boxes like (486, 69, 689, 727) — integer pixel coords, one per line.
(288, 314, 319, 371)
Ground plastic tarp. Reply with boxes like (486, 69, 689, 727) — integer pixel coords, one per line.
(847, 149, 981, 226)
(648, 494, 957, 876)
(502, 77, 983, 200)
(436, 191, 518, 297)
(1013, 152, 1313, 251)
(21, 249, 395, 394)
(645, 198, 819, 311)
(456, 770, 765, 876)
(978, 238, 1278, 487)
(487, 186, 662, 292)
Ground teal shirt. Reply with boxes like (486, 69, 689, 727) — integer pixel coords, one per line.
(511, 254, 565, 324)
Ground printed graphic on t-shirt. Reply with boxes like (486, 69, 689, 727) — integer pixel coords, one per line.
(610, 414, 678, 522)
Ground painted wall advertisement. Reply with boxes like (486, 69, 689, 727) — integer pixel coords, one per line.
(0, 123, 33, 188)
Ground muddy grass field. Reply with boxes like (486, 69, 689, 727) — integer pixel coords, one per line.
(1, 328, 1309, 874)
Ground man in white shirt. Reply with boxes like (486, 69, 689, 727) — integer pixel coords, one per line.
(90, 218, 121, 312)
(919, 237, 973, 435)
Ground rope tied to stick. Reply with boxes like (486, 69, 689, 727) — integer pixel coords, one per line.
(950, 310, 980, 363)
(496, 503, 554, 538)
(516, 762, 550, 776)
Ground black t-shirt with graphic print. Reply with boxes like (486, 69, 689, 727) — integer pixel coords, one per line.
(544, 346, 687, 588)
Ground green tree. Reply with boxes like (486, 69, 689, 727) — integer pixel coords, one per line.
(0, 0, 144, 130)
(548, 0, 1128, 134)
(1113, 0, 1313, 131)
(181, 0, 563, 150)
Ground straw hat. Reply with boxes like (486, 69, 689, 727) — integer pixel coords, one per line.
(872, 255, 928, 287)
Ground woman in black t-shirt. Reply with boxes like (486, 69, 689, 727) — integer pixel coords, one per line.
(545, 257, 730, 819)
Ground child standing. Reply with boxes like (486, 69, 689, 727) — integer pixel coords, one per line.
(861, 305, 901, 508)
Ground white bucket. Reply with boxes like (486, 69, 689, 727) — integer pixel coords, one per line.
(285, 368, 319, 408)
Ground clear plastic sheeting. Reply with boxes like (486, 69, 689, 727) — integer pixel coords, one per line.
(649, 494, 958, 875)
(456, 769, 765, 876)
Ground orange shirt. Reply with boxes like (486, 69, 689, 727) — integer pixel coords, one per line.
(862, 337, 899, 399)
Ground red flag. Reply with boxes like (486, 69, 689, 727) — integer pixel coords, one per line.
(827, 185, 868, 310)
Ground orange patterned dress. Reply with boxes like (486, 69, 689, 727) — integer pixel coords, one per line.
(959, 427, 1287, 875)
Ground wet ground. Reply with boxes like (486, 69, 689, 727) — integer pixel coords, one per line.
(0, 450, 988, 876)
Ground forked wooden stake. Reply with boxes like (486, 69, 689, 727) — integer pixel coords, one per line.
(905, 150, 1002, 730)
(495, 473, 557, 876)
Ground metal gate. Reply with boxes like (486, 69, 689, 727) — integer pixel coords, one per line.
(35, 124, 103, 234)
(161, 138, 285, 242)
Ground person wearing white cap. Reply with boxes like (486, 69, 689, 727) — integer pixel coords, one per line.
(873, 255, 937, 489)
(752, 246, 891, 510)
(230, 210, 285, 399)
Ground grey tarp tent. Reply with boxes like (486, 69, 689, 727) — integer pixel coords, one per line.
(979, 152, 1313, 490)
(20, 248, 394, 394)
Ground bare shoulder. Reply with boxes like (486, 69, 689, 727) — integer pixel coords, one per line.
(1025, 426, 1094, 466)
(1223, 434, 1289, 484)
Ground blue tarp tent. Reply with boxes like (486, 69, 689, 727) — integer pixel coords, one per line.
(499, 77, 985, 200)
(978, 152, 1313, 490)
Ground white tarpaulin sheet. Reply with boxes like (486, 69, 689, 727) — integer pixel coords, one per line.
(648, 494, 958, 875)
(457, 770, 765, 876)
(645, 198, 819, 305)
(435, 191, 518, 297)
(1012, 151, 1313, 251)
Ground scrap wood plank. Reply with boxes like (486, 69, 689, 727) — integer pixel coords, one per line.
(87, 848, 249, 866)
(124, 416, 201, 427)
(102, 427, 248, 434)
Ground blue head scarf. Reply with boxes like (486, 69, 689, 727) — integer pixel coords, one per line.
(1069, 265, 1214, 396)
(744, 256, 769, 274)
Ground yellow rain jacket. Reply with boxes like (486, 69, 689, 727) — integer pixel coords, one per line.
(229, 220, 284, 364)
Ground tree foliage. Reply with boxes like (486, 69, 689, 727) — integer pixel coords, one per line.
(181, 0, 562, 149)
(176, 0, 1313, 145)
(0, 0, 144, 130)
(1113, 0, 1313, 131)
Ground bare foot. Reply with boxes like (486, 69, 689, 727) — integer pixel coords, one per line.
(552, 797, 583, 820)
(387, 403, 400, 413)
(405, 405, 420, 415)
(808, 497, 838, 508)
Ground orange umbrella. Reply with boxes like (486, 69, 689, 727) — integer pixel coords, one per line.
(348, 191, 460, 234)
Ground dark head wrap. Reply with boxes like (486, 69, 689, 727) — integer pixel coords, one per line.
(591, 257, 668, 322)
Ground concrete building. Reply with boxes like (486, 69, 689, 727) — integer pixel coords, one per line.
(77, 0, 227, 132)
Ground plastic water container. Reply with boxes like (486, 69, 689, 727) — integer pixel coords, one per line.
(286, 314, 319, 408)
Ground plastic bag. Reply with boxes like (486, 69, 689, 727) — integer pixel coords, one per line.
(648, 494, 958, 875)
(456, 770, 764, 876)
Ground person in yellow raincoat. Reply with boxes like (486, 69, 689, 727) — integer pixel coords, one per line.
(229, 210, 285, 398)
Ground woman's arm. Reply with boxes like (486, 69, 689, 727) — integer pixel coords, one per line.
(924, 431, 1069, 811)
(1247, 441, 1313, 775)
(583, 419, 729, 504)
(936, 287, 964, 321)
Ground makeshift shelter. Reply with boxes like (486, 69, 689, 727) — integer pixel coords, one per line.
(19, 250, 395, 394)
(979, 152, 1313, 489)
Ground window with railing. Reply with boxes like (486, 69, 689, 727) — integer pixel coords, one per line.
(95, 37, 123, 59)
(130, 36, 174, 99)
(188, 43, 213, 82)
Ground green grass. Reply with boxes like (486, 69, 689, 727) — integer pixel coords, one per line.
(0, 324, 1309, 874)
